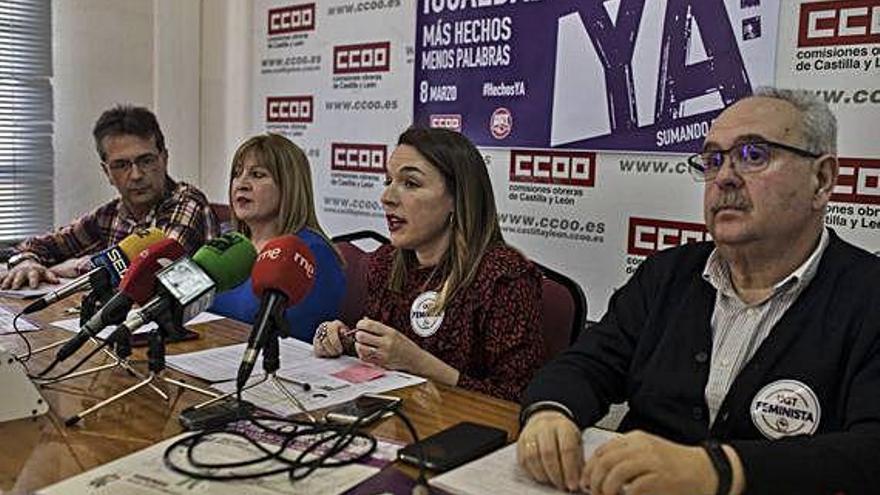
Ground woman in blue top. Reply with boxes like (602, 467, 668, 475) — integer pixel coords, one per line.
(210, 133, 346, 342)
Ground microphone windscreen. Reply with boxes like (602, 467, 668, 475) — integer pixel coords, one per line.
(251, 235, 316, 307)
(117, 227, 166, 260)
(119, 238, 186, 304)
(192, 232, 257, 292)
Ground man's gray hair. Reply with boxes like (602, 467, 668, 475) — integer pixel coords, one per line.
(753, 87, 837, 155)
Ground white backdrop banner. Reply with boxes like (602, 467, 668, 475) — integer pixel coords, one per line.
(776, 0, 880, 252)
(254, 0, 415, 239)
(254, 1, 879, 321)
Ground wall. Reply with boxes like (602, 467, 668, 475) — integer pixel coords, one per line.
(154, 0, 202, 188)
(52, 0, 231, 226)
(52, 0, 154, 225)
(199, 0, 253, 202)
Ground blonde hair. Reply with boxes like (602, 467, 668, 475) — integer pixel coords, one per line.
(229, 134, 336, 251)
(389, 128, 504, 314)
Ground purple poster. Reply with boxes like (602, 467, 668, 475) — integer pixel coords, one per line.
(413, 0, 778, 153)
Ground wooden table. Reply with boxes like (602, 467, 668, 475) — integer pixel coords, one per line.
(0, 297, 521, 494)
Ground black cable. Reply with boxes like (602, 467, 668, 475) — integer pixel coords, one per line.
(163, 413, 378, 482)
(162, 398, 430, 489)
(390, 408, 429, 491)
(11, 311, 33, 364)
(9, 307, 107, 381)
(32, 317, 120, 380)
(32, 334, 111, 381)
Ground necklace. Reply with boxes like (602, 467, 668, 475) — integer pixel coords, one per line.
(417, 262, 444, 294)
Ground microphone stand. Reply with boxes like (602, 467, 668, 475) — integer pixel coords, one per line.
(35, 326, 164, 394)
(64, 312, 219, 427)
(79, 280, 115, 325)
(35, 285, 161, 388)
(22, 275, 116, 359)
(191, 310, 316, 422)
(256, 310, 315, 421)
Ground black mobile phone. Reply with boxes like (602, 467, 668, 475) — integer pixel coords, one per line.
(323, 393, 402, 426)
(397, 421, 507, 472)
(178, 398, 255, 431)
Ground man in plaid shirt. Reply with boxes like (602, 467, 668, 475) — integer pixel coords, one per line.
(1, 105, 220, 289)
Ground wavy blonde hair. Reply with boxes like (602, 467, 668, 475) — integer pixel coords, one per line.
(229, 134, 335, 251)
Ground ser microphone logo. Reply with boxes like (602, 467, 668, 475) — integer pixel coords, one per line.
(107, 248, 128, 277)
(266, 96, 313, 123)
(831, 158, 880, 205)
(268, 3, 315, 35)
(331, 143, 387, 174)
(797, 0, 880, 47)
(333, 42, 391, 74)
(627, 217, 710, 257)
(510, 150, 596, 187)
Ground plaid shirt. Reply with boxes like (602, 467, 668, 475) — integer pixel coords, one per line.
(15, 177, 220, 265)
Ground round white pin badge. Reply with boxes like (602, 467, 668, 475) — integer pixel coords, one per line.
(750, 379, 821, 440)
(410, 290, 444, 338)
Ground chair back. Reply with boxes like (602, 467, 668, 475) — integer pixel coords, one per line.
(535, 262, 587, 358)
(209, 203, 231, 223)
(332, 231, 390, 326)
(330, 234, 587, 358)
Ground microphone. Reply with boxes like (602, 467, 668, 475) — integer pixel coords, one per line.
(22, 228, 165, 314)
(90, 227, 165, 286)
(236, 235, 316, 392)
(115, 232, 257, 334)
(54, 238, 186, 363)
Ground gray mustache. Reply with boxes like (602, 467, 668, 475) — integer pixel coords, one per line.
(711, 193, 751, 213)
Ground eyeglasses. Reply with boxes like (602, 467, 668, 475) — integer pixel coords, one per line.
(103, 152, 161, 174)
(687, 141, 821, 181)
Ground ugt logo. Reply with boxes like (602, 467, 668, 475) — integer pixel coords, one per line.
(552, 0, 753, 147)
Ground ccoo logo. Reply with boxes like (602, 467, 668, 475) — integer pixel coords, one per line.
(333, 41, 391, 74)
(266, 96, 314, 123)
(268, 3, 316, 35)
(627, 217, 710, 256)
(797, 0, 880, 47)
(510, 149, 596, 187)
(429, 114, 462, 132)
(330, 143, 387, 174)
(831, 158, 880, 205)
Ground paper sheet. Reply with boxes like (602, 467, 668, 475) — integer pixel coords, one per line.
(0, 305, 39, 335)
(429, 428, 620, 495)
(50, 312, 225, 340)
(0, 278, 75, 299)
(37, 424, 401, 495)
(165, 338, 426, 414)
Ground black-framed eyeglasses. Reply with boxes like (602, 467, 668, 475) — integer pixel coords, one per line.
(687, 140, 822, 182)
(103, 152, 161, 174)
